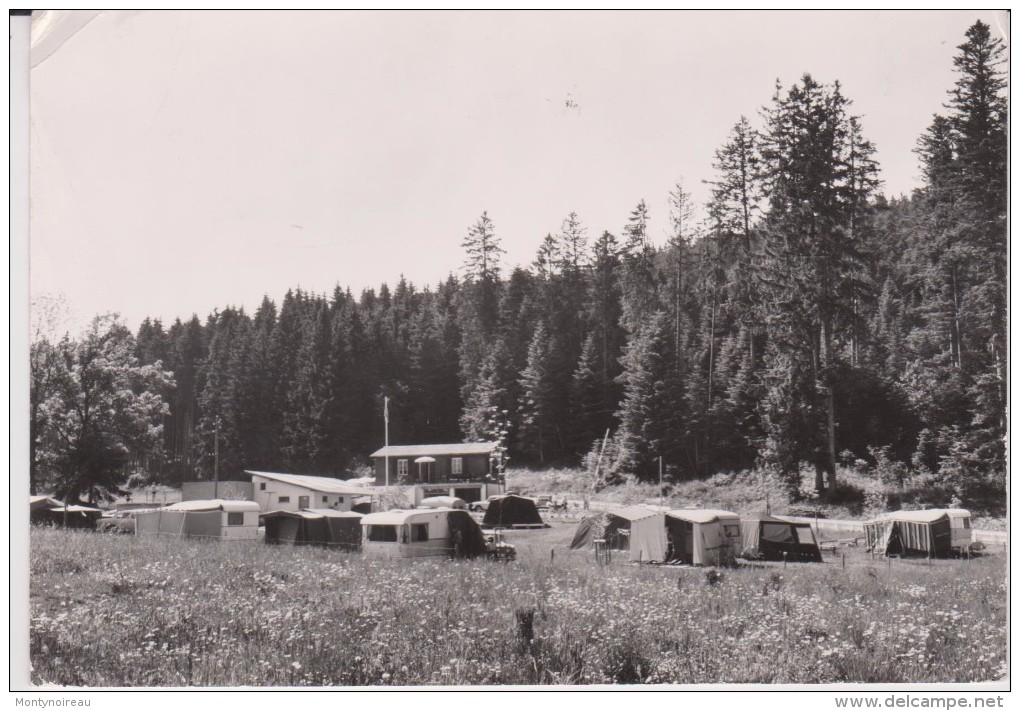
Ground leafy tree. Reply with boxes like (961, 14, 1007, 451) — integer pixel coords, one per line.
(34, 316, 173, 502)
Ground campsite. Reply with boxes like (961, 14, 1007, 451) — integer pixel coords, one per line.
(28, 503, 1007, 686)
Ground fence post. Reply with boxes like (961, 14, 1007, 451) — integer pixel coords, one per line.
(550, 548, 555, 564)
(783, 551, 787, 569)
(842, 553, 845, 570)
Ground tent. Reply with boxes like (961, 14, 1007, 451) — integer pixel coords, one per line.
(419, 496, 468, 510)
(741, 513, 823, 562)
(263, 509, 363, 549)
(630, 509, 743, 566)
(569, 506, 659, 551)
(135, 499, 260, 540)
(863, 509, 962, 558)
(362, 507, 487, 558)
(30, 496, 102, 529)
(482, 494, 546, 528)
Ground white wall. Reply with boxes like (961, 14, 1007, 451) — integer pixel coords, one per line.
(220, 511, 260, 540)
(250, 476, 354, 512)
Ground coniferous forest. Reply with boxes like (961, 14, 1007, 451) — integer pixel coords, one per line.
(30, 22, 1006, 513)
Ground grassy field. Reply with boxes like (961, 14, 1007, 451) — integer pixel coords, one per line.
(29, 524, 1007, 687)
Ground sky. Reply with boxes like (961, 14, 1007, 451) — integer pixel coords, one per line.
(27, 10, 1009, 334)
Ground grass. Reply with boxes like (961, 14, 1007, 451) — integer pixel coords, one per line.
(29, 525, 1007, 687)
(506, 465, 1008, 524)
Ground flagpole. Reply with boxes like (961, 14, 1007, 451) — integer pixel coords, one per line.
(383, 396, 390, 510)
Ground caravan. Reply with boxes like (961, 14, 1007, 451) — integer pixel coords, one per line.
(361, 507, 487, 559)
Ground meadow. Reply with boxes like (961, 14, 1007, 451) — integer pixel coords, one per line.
(28, 524, 1007, 688)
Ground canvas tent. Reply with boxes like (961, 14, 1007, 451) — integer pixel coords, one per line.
(135, 499, 260, 540)
(361, 507, 487, 558)
(569, 506, 659, 551)
(30, 496, 102, 528)
(629, 509, 742, 566)
(263, 509, 363, 548)
(482, 494, 545, 528)
(741, 513, 823, 562)
(863, 509, 963, 558)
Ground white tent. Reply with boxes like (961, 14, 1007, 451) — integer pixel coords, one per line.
(630, 509, 742, 566)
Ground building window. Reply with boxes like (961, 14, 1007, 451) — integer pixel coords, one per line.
(278, 496, 290, 504)
(322, 496, 329, 503)
(259, 482, 266, 491)
(227, 512, 244, 526)
(411, 523, 429, 542)
(452, 457, 463, 476)
(338, 497, 344, 504)
(397, 459, 408, 477)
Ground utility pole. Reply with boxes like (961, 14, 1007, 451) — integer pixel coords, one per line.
(214, 417, 220, 499)
(659, 456, 664, 510)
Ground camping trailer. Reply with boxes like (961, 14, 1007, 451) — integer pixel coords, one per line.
(481, 494, 546, 528)
(361, 507, 487, 559)
(741, 513, 823, 562)
(863, 509, 969, 558)
(418, 496, 468, 511)
(629, 509, 742, 566)
(135, 499, 260, 540)
(263, 509, 363, 549)
(569, 506, 660, 551)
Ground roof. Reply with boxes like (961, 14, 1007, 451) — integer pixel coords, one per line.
(369, 442, 498, 458)
(245, 470, 376, 495)
(419, 496, 466, 508)
(606, 505, 662, 522)
(48, 504, 102, 513)
(867, 509, 954, 524)
(743, 512, 814, 526)
(361, 508, 456, 526)
(30, 496, 63, 509)
(162, 499, 261, 513)
(666, 509, 741, 524)
(263, 508, 364, 520)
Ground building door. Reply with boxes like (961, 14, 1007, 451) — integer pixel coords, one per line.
(298, 496, 309, 510)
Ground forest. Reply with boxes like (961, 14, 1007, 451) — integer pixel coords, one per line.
(29, 21, 1006, 514)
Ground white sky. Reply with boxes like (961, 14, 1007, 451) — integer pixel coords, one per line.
(28, 10, 1009, 333)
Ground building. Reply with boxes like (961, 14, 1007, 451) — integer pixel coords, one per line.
(182, 481, 254, 502)
(244, 470, 375, 512)
(369, 443, 504, 505)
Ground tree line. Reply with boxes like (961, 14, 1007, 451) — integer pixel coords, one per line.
(30, 21, 1005, 512)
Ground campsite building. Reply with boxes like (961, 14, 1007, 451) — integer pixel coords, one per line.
(369, 443, 504, 506)
(360, 507, 487, 559)
(863, 509, 971, 558)
(245, 471, 375, 513)
(630, 509, 743, 566)
(740, 513, 823, 562)
(134, 499, 261, 540)
(262, 509, 363, 549)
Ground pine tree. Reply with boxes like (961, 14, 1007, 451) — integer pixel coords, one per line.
(614, 311, 684, 481)
(517, 321, 556, 463)
(755, 74, 879, 497)
(620, 201, 658, 333)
